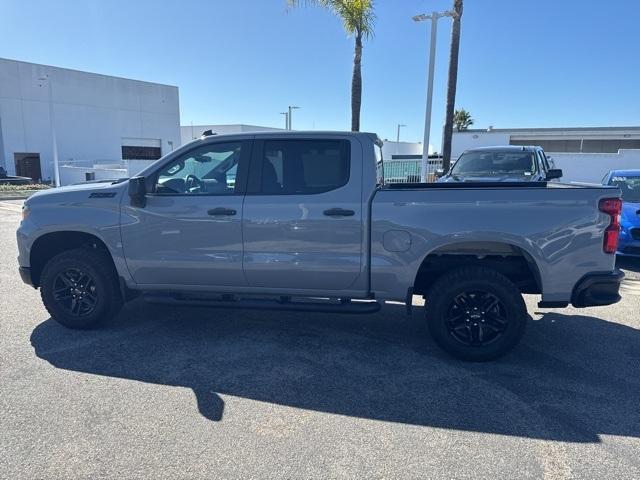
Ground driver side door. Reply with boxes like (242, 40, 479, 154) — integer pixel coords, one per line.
(121, 139, 251, 288)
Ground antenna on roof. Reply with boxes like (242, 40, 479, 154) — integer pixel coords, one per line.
(201, 129, 216, 138)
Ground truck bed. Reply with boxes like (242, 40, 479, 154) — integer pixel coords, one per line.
(370, 181, 620, 302)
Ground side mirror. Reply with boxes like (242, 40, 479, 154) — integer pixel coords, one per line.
(545, 169, 563, 180)
(434, 168, 445, 178)
(128, 176, 147, 208)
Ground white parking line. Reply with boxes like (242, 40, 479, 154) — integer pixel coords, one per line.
(0, 202, 23, 214)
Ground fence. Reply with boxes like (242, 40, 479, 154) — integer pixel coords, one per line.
(383, 158, 443, 184)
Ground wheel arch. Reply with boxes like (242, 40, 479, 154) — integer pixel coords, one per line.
(412, 240, 543, 296)
(29, 231, 116, 288)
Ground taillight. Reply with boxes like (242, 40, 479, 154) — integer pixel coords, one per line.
(599, 198, 622, 254)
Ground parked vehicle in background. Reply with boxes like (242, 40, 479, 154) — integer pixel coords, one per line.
(17, 132, 623, 361)
(602, 169, 640, 257)
(0, 166, 32, 185)
(438, 146, 562, 183)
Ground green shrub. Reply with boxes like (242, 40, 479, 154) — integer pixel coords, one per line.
(0, 184, 51, 192)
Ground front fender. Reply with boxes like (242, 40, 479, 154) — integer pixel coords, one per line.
(17, 185, 131, 284)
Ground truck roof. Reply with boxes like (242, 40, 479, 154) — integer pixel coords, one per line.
(191, 130, 383, 147)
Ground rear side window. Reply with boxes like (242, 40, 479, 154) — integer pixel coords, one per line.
(260, 140, 350, 194)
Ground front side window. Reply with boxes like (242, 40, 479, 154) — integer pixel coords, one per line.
(538, 150, 550, 172)
(155, 142, 242, 195)
(260, 140, 350, 194)
(451, 151, 536, 177)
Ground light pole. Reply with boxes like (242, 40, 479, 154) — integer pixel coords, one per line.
(288, 105, 300, 130)
(39, 74, 60, 186)
(413, 11, 454, 182)
(280, 112, 289, 130)
(396, 124, 407, 143)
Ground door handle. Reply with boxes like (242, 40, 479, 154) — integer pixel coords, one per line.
(323, 208, 355, 217)
(207, 207, 237, 216)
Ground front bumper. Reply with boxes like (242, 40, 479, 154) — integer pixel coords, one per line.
(19, 266, 35, 287)
(571, 270, 624, 308)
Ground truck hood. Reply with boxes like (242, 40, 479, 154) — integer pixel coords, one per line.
(25, 181, 126, 206)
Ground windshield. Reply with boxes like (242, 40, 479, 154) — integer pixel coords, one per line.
(451, 151, 536, 176)
(609, 175, 640, 202)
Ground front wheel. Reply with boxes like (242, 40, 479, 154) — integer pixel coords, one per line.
(40, 248, 123, 329)
(425, 266, 527, 361)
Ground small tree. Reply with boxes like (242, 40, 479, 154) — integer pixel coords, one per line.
(287, 0, 375, 132)
(453, 108, 473, 131)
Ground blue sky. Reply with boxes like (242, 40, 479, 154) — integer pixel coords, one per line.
(1, 0, 639, 148)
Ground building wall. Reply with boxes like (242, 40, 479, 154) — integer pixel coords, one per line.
(550, 150, 640, 184)
(0, 58, 180, 183)
(381, 141, 426, 159)
(451, 131, 512, 160)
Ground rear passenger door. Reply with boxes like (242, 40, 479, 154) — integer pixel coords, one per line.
(242, 137, 364, 291)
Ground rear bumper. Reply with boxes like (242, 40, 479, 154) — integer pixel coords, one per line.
(571, 270, 624, 308)
(19, 266, 35, 287)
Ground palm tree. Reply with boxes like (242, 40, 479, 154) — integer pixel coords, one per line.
(453, 108, 473, 131)
(287, 0, 375, 132)
(441, 0, 464, 172)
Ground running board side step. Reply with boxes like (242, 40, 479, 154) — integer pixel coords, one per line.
(142, 294, 382, 315)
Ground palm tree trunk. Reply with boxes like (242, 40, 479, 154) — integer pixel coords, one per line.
(441, 0, 463, 172)
(351, 31, 363, 132)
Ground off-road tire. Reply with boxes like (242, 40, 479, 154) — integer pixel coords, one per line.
(40, 248, 123, 329)
(425, 266, 527, 361)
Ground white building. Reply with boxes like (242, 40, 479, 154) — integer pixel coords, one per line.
(0, 58, 180, 185)
(452, 126, 640, 183)
(181, 124, 282, 145)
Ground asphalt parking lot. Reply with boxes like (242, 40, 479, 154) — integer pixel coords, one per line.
(2, 199, 640, 479)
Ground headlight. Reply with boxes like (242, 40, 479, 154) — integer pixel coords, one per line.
(21, 205, 30, 221)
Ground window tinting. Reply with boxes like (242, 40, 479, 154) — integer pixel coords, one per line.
(122, 145, 162, 160)
(155, 142, 243, 195)
(261, 140, 350, 194)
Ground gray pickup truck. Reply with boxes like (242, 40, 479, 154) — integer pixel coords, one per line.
(17, 131, 624, 360)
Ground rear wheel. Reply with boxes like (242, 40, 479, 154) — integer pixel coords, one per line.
(40, 248, 122, 329)
(425, 266, 527, 361)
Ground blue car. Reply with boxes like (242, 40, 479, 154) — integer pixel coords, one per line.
(602, 169, 640, 256)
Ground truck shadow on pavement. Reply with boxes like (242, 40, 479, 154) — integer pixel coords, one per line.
(30, 300, 640, 442)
